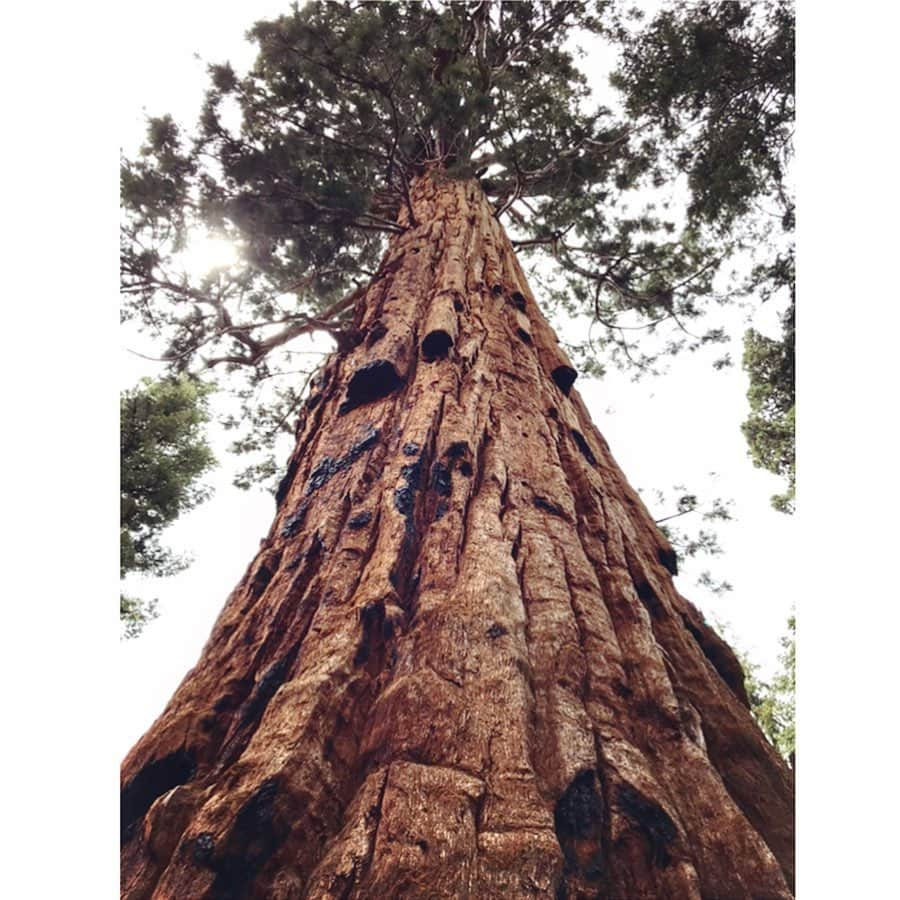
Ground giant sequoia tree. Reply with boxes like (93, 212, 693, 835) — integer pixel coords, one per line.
(121, 3, 794, 897)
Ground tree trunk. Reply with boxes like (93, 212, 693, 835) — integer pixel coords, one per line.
(121, 173, 794, 899)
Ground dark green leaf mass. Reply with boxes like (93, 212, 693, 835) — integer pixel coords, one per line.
(742, 299, 795, 512)
(120, 376, 217, 636)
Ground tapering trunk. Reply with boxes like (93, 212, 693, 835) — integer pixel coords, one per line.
(121, 173, 794, 899)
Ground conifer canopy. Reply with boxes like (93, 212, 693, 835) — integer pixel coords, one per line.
(121, 0, 794, 498)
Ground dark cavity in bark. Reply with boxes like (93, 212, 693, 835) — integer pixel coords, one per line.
(657, 545, 678, 576)
(120, 748, 197, 845)
(422, 329, 453, 360)
(203, 778, 285, 899)
(681, 613, 750, 706)
(354, 599, 387, 666)
(446, 441, 469, 458)
(533, 495, 566, 518)
(339, 360, 404, 415)
(635, 579, 665, 619)
(552, 365, 578, 396)
(248, 555, 280, 600)
(239, 656, 291, 729)
(571, 430, 597, 466)
(554, 770, 606, 880)
(274, 458, 298, 507)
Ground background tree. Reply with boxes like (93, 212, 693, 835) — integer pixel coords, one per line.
(721, 614, 795, 763)
(748, 615, 796, 761)
(609, 0, 795, 509)
(742, 300, 795, 512)
(121, 375, 217, 637)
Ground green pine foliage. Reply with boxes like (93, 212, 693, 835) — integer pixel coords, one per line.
(650, 487, 735, 596)
(610, 1, 795, 507)
(742, 291, 795, 513)
(739, 615, 795, 761)
(120, 376, 217, 636)
(610, 1, 794, 230)
(120, 0, 794, 500)
(120, 593, 160, 642)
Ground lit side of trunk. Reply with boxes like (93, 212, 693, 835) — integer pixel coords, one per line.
(121, 173, 794, 900)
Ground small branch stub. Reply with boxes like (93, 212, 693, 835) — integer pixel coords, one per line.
(421, 291, 459, 361)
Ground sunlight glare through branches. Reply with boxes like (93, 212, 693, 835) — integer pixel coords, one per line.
(179, 232, 237, 277)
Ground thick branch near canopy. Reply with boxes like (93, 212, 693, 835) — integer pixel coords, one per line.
(201, 285, 364, 369)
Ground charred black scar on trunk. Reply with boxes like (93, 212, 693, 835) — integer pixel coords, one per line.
(387, 453, 426, 604)
(430, 461, 452, 497)
(192, 778, 286, 899)
(305, 426, 380, 496)
(121, 748, 197, 845)
(394, 455, 424, 532)
(280, 427, 379, 539)
(554, 770, 606, 881)
(616, 783, 677, 868)
(347, 510, 373, 530)
(279, 502, 308, 538)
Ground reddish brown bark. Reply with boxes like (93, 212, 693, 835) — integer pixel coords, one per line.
(121, 173, 794, 899)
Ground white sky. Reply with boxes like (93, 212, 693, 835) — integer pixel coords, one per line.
(118, 1, 798, 758)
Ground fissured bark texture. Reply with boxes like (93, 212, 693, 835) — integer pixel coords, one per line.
(121, 174, 794, 899)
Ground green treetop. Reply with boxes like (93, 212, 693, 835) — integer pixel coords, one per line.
(121, 0, 794, 499)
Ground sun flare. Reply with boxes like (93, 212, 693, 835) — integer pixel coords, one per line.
(180, 234, 237, 276)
